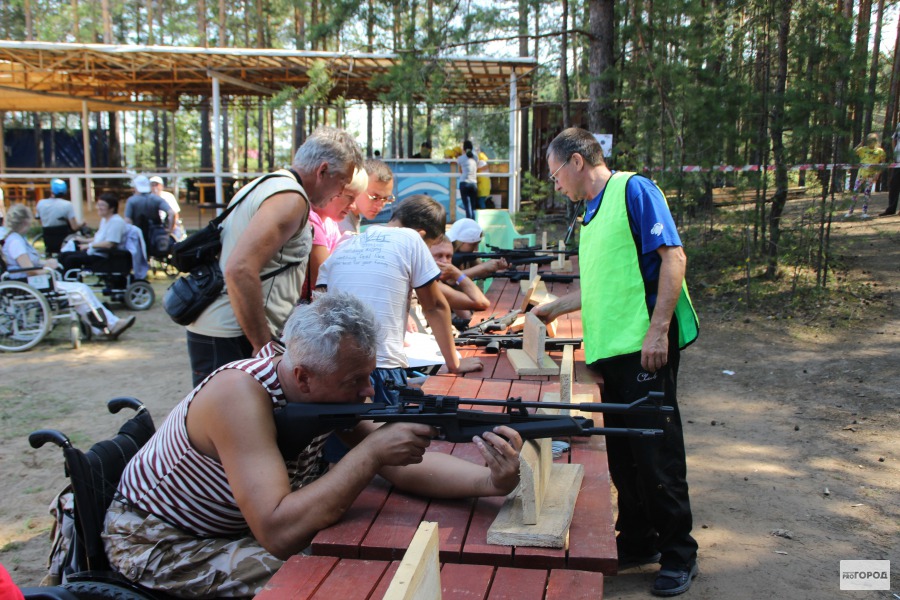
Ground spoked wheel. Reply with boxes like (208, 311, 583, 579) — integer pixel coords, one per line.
(124, 281, 155, 311)
(0, 281, 52, 352)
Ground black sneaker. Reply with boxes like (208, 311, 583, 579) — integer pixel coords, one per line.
(652, 562, 699, 597)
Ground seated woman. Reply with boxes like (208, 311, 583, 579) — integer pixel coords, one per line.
(447, 218, 508, 280)
(429, 234, 490, 331)
(2, 204, 136, 340)
(58, 193, 126, 273)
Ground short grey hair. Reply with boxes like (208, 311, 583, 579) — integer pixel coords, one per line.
(281, 291, 379, 375)
(364, 159, 393, 183)
(6, 204, 33, 233)
(292, 126, 364, 180)
(548, 127, 606, 167)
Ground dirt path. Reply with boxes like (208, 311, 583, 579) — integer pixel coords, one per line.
(1, 202, 897, 598)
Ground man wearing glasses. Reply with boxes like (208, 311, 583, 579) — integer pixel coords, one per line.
(339, 159, 396, 235)
(533, 127, 700, 597)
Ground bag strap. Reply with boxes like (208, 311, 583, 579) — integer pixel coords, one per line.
(261, 261, 300, 281)
(210, 169, 308, 228)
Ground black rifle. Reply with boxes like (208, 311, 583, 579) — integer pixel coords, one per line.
(459, 310, 521, 335)
(455, 245, 578, 267)
(273, 386, 670, 461)
(455, 334, 582, 354)
(478, 270, 580, 283)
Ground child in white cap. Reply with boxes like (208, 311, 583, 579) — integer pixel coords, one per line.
(447, 218, 509, 280)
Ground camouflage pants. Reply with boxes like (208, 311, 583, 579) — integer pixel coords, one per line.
(102, 503, 283, 599)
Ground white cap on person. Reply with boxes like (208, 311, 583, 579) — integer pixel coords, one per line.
(149, 176, 164, 186)
(448, 218, 483, 244)
(133, 175, 151, 193)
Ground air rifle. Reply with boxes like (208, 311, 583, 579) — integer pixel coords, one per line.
(272, 386, 671, 461)
(455, 245, 578, 267)
(455, 334, 582, 354)
(460, 310, 522, 335)
(477, 270, 580, 283)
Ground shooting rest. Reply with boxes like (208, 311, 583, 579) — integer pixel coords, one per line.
(487, 405, 585, 548)
(383, 521, 442, 600)
(507, 313, 560, 376)
(510, 276, 558, 336)
(550, 240, 574, 273)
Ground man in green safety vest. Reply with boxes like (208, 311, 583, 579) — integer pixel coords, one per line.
(533, 127, 700, 597)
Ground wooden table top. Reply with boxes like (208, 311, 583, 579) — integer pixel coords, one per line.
(309, 261, 617, 575)
(256, 555, 604, 600)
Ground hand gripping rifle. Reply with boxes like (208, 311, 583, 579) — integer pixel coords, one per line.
(455, 334, 582, 354)
(272, 386, 671, 461)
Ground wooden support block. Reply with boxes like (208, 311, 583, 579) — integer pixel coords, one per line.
(541, 231, 548, 250)
(487, 463, 584, 548)
(550, 242, 573, 272)
(559, 345, 574, 403)
(519, 276, 540, 313)
(506, 314, 559, 376)
(383, 521, 442, 600)
(518, 437, 553, 524)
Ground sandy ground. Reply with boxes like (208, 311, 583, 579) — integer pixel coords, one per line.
(0, 198, 897, 599)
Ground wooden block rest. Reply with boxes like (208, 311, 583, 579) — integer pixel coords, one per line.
(507, 314, 559, 376)
(383, 521, 442, 600)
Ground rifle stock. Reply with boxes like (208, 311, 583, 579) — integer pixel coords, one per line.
(455, 335, 582, 354)
(273, 388, 669, 460)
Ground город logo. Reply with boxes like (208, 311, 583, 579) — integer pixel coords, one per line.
(839, 560, 890, 591)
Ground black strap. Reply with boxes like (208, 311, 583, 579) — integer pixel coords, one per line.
(261, 261, 300, 281)
(209, 170, 308, 228)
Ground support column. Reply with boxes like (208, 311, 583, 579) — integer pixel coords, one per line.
(212, 76, 224, 214)
(81, 101, 93, 212)
(508, 70, 521, 213)
(0, 111, 6, 174)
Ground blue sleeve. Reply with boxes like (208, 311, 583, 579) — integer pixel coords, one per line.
(625, 176, 682, 255)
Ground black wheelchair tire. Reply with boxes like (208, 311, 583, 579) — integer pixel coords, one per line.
(61, 581, 154, 600)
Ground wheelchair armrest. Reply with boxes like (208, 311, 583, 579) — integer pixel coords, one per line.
(107, 397, 145, 415)
(29, 429, 72, 449)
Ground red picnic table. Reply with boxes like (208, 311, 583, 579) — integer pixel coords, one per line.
(257, 555, 604, 600)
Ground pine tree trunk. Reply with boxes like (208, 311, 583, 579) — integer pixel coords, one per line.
(588, 0, 615, 134)
(560, 0, 571, 128)
(766, 0, 792, 279)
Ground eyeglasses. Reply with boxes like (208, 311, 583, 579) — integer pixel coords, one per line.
(367, 193, 396, 204)
(549, 159, 569, 185)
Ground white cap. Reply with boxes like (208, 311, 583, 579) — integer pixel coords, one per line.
(133, 175, 151, 193)
(149, 176, 164, 186)
(448, 218, 483, 243)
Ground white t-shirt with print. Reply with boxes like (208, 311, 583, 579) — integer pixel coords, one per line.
(318, 225, 440, 369)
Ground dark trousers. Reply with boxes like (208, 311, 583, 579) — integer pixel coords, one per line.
(459, 182, 478, 219)
(588, 326, 697, 570)
(186, 330, 253, 387)
(59, 251, 106, 273)
(886, 168, 900, 215)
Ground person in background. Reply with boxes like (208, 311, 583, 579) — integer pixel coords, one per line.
(476, 151, 493, 209)
(429, 233, 490, 331)
(303, 167, 368, 300)
(3, 204, 135, 340)
(149, 176, 186, 241)
(880, 124, 900, 216)
(412, 141, 432, 159)
(457, 140, 478, 219)
(36, 178, 84, 232)
(532, 127, 700, 597)
(339, 159, 395, 236)
(845, 132, 886, 219)
(447, 218, 508, 280)
(58, 193, 127, 272)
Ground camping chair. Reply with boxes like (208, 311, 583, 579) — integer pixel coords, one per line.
(21, 397, 170, 600)
(475, 209, 536, 251)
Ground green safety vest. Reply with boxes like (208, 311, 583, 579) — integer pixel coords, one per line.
(580, 172, 699, 363)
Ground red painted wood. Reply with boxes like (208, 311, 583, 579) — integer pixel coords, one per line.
(255, 555, 338, 600)
(486, 567, 549, 600)
(440, 562, 495, 600)
(307, 558, 391, 599)
(310, 477, 391, 559)
(567, 434, 616, 574)
(459, 494, 513, 567)
(421, 374, 457, 395)
(421, 496, 475, 563)
(509, 380, 543, 403)
(369, 561, 400, 599)
(360, 489, 430, 561)
(448, 376, 485, 398)
(544, 568, 604, 600)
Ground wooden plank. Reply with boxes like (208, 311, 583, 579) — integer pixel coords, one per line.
(545, 568, 604, 600)
(460, 495, 513, 567)
(370, 562, 402, 599)
(311, 477, 391, 559)
(421, 496, 475, 564)
(567, 435, 616, 574)
(511, 438, 552, 524)
(383, 522, 442, 600)
(559, 345, 574, 403)
(308, 558, 391, 599)
(421, 375, 457, 395)
(439, 563, 495, 600)
(447, 376, 485, 399)
(360, 490, 431, 561)
(507, 349, 559, 376)
(486, 566, 549, 600)
(255, 555, 339, 600)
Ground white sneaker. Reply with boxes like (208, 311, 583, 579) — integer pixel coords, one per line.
(860, 212, 871, 219)
(843, 211, 853, 218)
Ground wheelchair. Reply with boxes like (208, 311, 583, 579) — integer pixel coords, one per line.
(21, 397, 172, 600)
(62, 249, 155, 313)
(0, 264, 109, 353)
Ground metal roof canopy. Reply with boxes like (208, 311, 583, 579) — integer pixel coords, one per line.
(0, 41, 536, 111)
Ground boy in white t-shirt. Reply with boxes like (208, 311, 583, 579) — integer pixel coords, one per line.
(317, 194, 483, 406)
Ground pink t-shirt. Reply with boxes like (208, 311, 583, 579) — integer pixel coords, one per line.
(309, 209, 342, 251)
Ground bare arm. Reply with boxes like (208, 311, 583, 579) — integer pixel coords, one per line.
(436, 263, 489, 311)
(461, 258, 508, 280)
(417, 280, 483, 374)
(307, 244, 330, 290)
(188, 370, 438, 559)
(641, 245, 686, 373)
(224, 191, 309, 354)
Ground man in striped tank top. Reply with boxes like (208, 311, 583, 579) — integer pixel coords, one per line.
(103, 292, 523, 598)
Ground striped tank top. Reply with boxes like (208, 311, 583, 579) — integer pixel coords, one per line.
(116, 342, 330, 537)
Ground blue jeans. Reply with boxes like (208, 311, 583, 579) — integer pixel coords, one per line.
(459, 182, 478, 219)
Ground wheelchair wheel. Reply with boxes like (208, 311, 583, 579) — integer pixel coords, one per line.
(124, 281, 155, 311)
(61, 580, 156, 600)
(0, 281, 52, 352)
